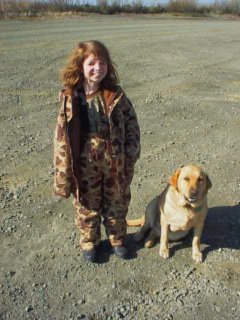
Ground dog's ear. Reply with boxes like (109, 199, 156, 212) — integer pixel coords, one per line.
(206, 174, 212, 192)
(169, 169, 181, 190)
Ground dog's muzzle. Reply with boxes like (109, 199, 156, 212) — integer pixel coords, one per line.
(185, 192, 197, 203)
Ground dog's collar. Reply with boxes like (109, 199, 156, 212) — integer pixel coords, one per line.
(194, 205, 204, 213)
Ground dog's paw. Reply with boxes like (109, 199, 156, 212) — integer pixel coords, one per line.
(159, 247, 169, 259)
(192, 251, 203, 263)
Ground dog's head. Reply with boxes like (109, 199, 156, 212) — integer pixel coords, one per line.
(169, 165, 212, 205)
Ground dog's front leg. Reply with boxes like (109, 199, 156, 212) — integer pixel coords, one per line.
(159, 215, 169, 259)
(192, 222, 204, 263)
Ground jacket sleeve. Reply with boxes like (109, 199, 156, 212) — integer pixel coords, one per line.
(122, 94, 141, 186)
(53, 97, 73, 198)
(122, 94, 141, 163)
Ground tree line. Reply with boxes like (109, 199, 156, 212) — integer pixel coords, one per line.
(1, 0, 240, 18)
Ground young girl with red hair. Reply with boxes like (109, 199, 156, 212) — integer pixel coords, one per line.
(53, 40, 140, 262)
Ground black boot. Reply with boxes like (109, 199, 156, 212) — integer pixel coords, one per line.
(82, 248, 97, 263)
(113, 245, 128, 259)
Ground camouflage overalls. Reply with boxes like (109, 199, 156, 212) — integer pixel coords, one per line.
(53, 85, 140, 250)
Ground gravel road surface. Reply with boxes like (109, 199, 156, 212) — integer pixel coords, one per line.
(0, 15, 240, 320)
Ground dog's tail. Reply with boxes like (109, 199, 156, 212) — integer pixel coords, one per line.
(126, 216, 145, 227)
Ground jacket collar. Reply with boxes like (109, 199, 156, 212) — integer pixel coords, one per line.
(102, 86, 123, 115)
(63, 85, 123, 122)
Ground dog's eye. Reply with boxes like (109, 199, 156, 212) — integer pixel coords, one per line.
(184, 177, 190, 182)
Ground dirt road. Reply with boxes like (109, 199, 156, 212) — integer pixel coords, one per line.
(0, 15, 240, 320)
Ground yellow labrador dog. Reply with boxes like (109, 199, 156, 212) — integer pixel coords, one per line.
(128, 165, 212, 263)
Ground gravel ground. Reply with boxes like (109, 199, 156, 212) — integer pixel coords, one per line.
(0, 15, 240, 320)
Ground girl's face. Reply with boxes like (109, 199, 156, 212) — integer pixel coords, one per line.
(82, 54, 107, 86)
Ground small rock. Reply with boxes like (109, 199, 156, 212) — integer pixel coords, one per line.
(25, 306, 33, 312)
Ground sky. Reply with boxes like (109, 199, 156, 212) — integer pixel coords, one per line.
(142, 0, 215, 4)
(155, 0, 215, 3)
(85, 0, 217, 5)
(74, 0, 216, 4)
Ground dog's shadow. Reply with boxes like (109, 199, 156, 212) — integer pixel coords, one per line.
(202, 204, 240, 255)
(127, 205, 240, 260)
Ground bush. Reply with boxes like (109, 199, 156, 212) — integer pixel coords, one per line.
(212, 0, 240, 14)
(167, 0, 198, 14)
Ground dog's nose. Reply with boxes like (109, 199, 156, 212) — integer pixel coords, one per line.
(190, 191, 197, 198)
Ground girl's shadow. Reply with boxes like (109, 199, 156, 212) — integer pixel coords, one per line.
(126, 205, 240, 260)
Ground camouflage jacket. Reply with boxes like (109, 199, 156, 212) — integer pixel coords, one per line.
(53, 85, 140, 200)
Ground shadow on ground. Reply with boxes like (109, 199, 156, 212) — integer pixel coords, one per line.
(202, 204, 240, 253)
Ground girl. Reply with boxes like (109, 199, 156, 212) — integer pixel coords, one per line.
(53, 40, 140, 263)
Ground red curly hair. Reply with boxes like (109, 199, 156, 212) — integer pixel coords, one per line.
(60, 40, 119, 90)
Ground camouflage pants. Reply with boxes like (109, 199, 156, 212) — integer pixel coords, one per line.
(73, 136, 132, 251)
